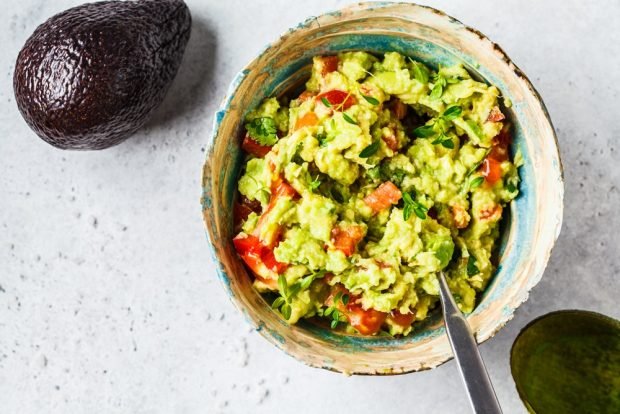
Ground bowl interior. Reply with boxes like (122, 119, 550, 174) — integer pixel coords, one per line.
(203, 2, 563, 374)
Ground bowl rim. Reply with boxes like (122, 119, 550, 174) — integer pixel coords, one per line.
(202, 1, 564, 375)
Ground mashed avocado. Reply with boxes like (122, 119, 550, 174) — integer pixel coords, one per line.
(233, 51, 520, 336)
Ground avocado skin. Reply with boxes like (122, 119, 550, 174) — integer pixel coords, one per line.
(13, 0, 191, 150)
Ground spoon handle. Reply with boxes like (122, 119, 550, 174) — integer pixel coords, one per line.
(438, 271, 503, 414)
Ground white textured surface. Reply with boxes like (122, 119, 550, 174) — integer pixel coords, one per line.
(0, 1, 618, 413)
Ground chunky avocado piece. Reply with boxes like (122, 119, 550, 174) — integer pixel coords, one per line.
(13, 0, 191, 150)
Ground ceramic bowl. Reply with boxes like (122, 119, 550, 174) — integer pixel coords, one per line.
(202, 2, 563, 375)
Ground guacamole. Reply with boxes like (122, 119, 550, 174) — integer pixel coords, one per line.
(232, 51, 520, 336)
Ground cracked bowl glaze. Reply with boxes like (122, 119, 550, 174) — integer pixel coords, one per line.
(202, 2, 563, 375)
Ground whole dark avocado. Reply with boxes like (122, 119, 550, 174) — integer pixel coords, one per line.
(13, 0, 191, 150)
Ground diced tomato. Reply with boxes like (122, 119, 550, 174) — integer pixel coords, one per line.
(489, 129, 511, 162)
(481, 157, 502, 185)
(325, 285, 387, 335)
(332, 225, 365, 256)
(479, 204, 503, 221)
(389, 310, 416, 328)
(270, 176, 297, 200)
(294, 112, 319, 130)
(316, 90, 356, 110)
(233, 233, 287, 279)
(390, 99, 408, 120)
(451, 204, 470, 229)
(363, 181, 402, 214)
(480, 128, 511, 185)
(487, 106, 505, 122)
(241, 134, 272, 157)
(382, 134, 399, 151)
(297, 90, 316, 102)
(321, 56, 339, 75)
(261, 247, 287, 273)
(347, 302, 388, 335)
(233, 234, 272, 278)
(252, 176, 297, 249)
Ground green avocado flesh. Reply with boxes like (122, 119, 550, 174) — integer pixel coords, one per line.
(234, 51, 521, 336)
(511, 312, 620, 414)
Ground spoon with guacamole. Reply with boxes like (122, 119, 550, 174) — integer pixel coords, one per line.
(437, 271, 503, 413)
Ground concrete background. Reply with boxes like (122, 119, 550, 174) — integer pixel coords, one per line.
(1, 0, 618, 413)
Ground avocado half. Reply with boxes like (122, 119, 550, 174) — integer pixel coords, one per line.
(13, 0, 192, 150)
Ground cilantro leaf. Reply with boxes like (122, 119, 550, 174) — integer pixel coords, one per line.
(467, 255, 480, 276)
(321, 97, 331, 107)
(469, 176, 484, 190)
(411, 61, 429, 84)
(430, 82, 444, 100)
(277, 274, 288, 297)
(308, 175, 321, 192)
(441, 138, 455, 149)
(413, 124, 435, 138)
(359, 140, 380, 158)
(316, 131, 332, 147)
(506, 181, 517, 193)
(245, 117, 278, 146)
(271, 297, 285, 309)
(281, 304, 292, 320)
(442, 105, 463, 120)
(362, 95, 380, 105)
(402, 192, 428, 220)
(342, 113, 358, 125)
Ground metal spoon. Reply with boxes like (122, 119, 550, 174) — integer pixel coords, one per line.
(437, 271, 503, 414)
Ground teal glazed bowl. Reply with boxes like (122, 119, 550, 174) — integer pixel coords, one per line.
(202, 2, 563, 374)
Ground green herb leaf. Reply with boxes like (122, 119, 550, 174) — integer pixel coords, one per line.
(413, 125, 435, 138)
(430, 82, 443, 100)
(288, 282, 302, 298)
(467, 255, 480, 276)
(413, 204, 428, 220)
(281, 303, 292, 320)
(442, 105, 462, 120)
(359, 140, 380, 158)
(362, 94, 380, 105)
(278, 274, 288, 297)
(402, 192, 428, 220)
(245, 117, 278, 146)
(470, 176, 484, 190)
(506, 181, 517, 193)
(441, 139, 455, 149)
(317, 132, 335, 148)
(330, 319, 339, 329)
(411, 61, 429, 84)
(299, 276, 313, 291)
(324, 306, 334, 317)
(403, 203, 413, 221)
(309, 175, 321, 192)
(341, 294, 350, 306)
(342, 113, 357, 125)
(321, 97, 331, 107)
(272, 297, 285, 309)
(333, 291, 343, 305)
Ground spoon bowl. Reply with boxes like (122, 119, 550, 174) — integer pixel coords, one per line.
(511, 310, 620, 413)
